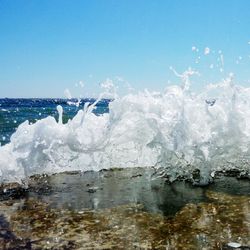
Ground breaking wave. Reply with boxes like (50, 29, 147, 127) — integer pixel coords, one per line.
(1, 71, 250, 184)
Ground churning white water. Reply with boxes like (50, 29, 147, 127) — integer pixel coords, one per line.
(0, 70, 250, 184)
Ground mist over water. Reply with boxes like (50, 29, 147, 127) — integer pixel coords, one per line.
(0, 67, 250, 185)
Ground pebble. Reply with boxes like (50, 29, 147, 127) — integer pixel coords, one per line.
(227, 242, 241, 248)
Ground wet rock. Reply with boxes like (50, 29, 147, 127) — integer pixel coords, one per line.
(87, 186, 99, 193)
(130, 174, 142, 178)
(0, 182, 27, 200)
(215, 170, 250, 180)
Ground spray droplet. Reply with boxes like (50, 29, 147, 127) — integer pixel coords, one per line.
(79, 81, 84, 88)
(57, 105, 63, 124)
(205, 99, 216, 106)
(64, 89, 72, 99)
(204, 47, 210, 55)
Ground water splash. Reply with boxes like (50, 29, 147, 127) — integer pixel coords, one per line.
(0, 72, 250, 184)
(56, 105, 63, 125)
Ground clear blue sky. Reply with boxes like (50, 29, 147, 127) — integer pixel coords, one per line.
(1, 0, 250, 98)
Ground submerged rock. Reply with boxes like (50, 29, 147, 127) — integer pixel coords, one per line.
(0, 168, 249, 249)
(0, 190, 249, 249)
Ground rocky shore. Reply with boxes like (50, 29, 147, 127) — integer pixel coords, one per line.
(0, 168, 249, 249)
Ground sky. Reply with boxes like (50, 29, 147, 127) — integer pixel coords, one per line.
(1, 0, 250, 98)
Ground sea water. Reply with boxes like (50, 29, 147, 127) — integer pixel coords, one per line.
(0, 72, 250, 184)
(0, 98, 109, 146)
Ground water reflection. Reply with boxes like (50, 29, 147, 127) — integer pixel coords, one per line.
(27, 169, 208, 216)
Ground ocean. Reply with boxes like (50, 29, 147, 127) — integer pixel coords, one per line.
(0, 98, 110, 146)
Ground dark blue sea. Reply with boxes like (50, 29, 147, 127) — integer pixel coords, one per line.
(0, 98, 110, 146)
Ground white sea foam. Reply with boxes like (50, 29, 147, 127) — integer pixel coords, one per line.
(0, 72, 250, 184)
